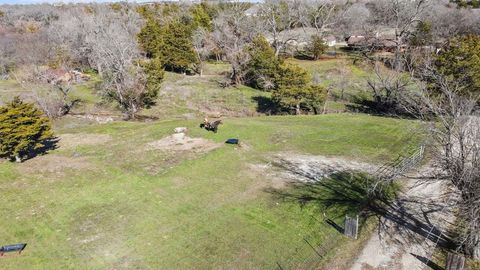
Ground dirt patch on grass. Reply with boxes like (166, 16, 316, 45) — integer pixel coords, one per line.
(242, 153, 378, 197)
(247, 163, 288, 189)
(18, 154, 92, 175)
(146, 133, 221, 153)
(272, 152, 378, 182)
(59, 133, 112, 149)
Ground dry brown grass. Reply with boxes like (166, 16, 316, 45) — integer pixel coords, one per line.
(18, 155, 92, 176)
(59, 133, 112, 149)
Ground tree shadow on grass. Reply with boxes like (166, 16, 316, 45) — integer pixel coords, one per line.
(265, 172, 395, 221)
(345, 96, 419, 120)
(265, 162, 455, 250)
(252, 96, 279, 115)
(23, 137, 59, 161)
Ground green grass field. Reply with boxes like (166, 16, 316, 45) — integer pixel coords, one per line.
(0, 57, 422, 269)
(0, 114, 420, 269)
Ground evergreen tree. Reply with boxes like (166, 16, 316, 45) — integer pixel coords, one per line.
(436, 35, 480, 95)
(160, 21, 199, 73)
(244, 35, 282, 90)
(272, 64, 326, 115)
(137, 16, 163, 59)
(307, 35, 328, 60)
(0, 97, 54, 162)
(191, 3, 213, 31)
(141, 57, 165, 107)
(138, 9, 199, 74)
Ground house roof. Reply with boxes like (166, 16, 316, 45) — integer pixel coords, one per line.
(346, 35, 366, 45)
(346, 35, 399, 49)
(325, 35, 336, 42)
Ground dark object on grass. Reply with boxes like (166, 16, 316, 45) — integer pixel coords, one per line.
(200, 118, 222, 133)
(0, 243, 27, 256)
(225, 139, 239, 144)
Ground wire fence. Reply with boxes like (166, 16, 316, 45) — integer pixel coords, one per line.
(375, 144, 425, 181)
(275, 226, 342, 270)
(276, 143, 428, 269)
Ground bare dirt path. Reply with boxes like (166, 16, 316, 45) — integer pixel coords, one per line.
(350, 165, 454, 270)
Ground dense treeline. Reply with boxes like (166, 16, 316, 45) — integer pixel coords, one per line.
(1, 1, 480, 117)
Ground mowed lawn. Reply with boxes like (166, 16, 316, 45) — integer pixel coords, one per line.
(0, 114, 420, 269)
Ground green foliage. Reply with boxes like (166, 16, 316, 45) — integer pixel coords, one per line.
(0, 97, 54, 162)
(272, 63, 327, 114)
(450, 0, 480, 8)
(160, 21, 199, 73)
(191, 3, 213, 31)
(409, 21, 433, 46)
(138, 9, 199, 73)
(275, 63, 310, 93)
(110, 3, 124, 12)
(436, 35, 480, 95)
(307, 35, 328, 60)
(138, 14, 163, 59)
(244, 35, 282, 91)
(141, 57, 165, 106)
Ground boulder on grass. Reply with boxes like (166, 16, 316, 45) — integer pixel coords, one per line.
(174, 127, 188, 134)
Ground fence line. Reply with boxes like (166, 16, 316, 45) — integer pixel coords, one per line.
(368, 144, 425, 195)
(277, 144, 427, 269)
(375, 145, 425, 181)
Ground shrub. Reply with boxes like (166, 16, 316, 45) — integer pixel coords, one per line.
(272, 63, 327, 114)
(307, 35, 328, 60)
(0, 97, 55, 162)
(142, 57, 165, 107)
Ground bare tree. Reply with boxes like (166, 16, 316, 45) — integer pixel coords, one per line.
(403, 62, 480, 259)
(426, 4, 480, 40)
(299, 0, 349, 37)
(192, 27, 211, 77)
(366, 0, 431, 70)
(336, 2, 371, 37)
(81, 6, 148, 119)
(258, 0, 303, 57)
(211, 3, 258, 85)
(333, 58, 351, 100)
(13, 65, 78, 118)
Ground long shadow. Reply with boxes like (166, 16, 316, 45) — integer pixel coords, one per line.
(24, 137, 59, 161)
(410, 253, 444, 270)
(265, 161, 456, 250)
(345, 97, 418, 120)
(325, 219, 344, 234)
(252, 96, 278, 115)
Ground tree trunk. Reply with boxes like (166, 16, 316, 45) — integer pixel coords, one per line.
(274, 43, 281, 58)
(295, 103, 301, 115)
